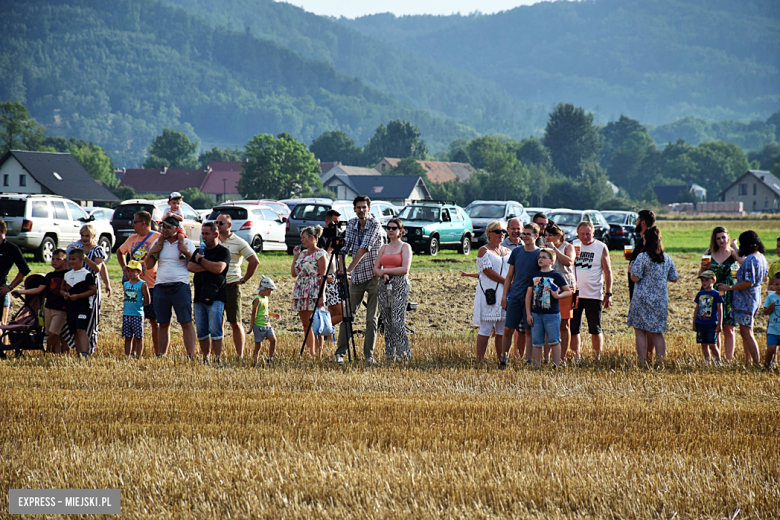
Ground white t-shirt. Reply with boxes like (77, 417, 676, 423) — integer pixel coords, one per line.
(222, 233, 255, 284)
(163, 205, 183, 219)
(572, 239, 607, 300)
(151, 237, 195, 285)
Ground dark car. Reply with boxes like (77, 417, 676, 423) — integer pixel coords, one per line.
(547, 209, 611, 247)
(600, 211, 638, 249)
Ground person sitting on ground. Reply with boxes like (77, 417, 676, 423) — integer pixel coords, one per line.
(692, 270, 724, 363)
(250, 276, 281, 365)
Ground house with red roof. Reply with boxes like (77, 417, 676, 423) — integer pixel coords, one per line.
(374, 158, 476, 184)
(118, 161, 246, 203)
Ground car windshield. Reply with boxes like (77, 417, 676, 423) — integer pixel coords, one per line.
(601, 213, 626, 224)
(398, 206, 440, 221)
(114, 204, 155, 221)
(465, 204, 504, 219)
(291, 204, 330, 221)
(208, 207, 248, 221)
(0, 200, 26, 218)
(548, 212, 583, 227)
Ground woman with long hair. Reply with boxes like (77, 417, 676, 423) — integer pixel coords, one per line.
(717, 230, 768, 367)
(543, 223, 576, 360)
(373, 218, 414, 362)
(627, 226, 679, 365)
(698, 226, 741, 361)
(291, 225, 328, 358)
(65, 224, 111, 354)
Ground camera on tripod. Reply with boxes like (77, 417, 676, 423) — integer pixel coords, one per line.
(323, 220, 347, 250)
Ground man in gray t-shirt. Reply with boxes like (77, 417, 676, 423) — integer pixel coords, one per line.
(501, 218, 523, 251)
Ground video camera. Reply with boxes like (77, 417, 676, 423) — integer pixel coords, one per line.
(323, 220, 347, 250)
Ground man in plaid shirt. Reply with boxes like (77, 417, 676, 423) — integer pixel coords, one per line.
(335, 196, 386, 364)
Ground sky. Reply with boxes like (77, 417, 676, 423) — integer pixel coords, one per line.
(281, 0, 544, 19)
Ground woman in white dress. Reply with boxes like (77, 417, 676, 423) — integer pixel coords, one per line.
(471, 221, 511, 362)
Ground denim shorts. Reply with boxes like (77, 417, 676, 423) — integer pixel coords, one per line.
(767, 333, 780, 346)
(695, 323, 717, 344)
(194, 301, 225, 340)
(531, 312, 561, 347)
(153, 283, 192, 324)
(253, 325, 275, 342)
(504, 295, 529, 331)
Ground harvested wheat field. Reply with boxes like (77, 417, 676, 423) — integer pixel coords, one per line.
(2, 256, 779, 518)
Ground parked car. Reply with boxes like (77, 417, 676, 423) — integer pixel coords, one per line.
(397, 201, 473, 256)
(221, 200, 291, 220)
(464, 200, 530, 246)
(0, 193, 95, 262)
(196, 209, 213, 220)
(205, 204, 286, 252)
(524, 207, 553, 217)
(547, 209, 611, 247)
(84, 207, 117, 257)
(279, 198, 332, 217)
(369, 200, 398, 226)
(111, 199, 202, 250)
(285, 200, 356, 253)
(600, 211, 638, 249)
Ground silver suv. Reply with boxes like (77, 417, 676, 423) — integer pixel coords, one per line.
(0, 193, 98, 262)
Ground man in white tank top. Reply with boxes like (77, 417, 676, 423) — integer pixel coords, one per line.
(570, 221, 613, 359)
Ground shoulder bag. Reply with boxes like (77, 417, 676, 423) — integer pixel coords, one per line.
(480, 255, 504, 306)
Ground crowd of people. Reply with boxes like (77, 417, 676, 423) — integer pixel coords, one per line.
(0, 196, 778, 368)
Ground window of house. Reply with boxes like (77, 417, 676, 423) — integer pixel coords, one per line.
(2, 174, 7, 187)
(739, 184, 748, 195)
(19, 175, 26, 187)
(753, 184, 757, 195)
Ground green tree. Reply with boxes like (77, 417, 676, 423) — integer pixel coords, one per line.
(69, 143, 118, 188)
(237, 133, 321, 200)
(479, 148, 531, 203)
(363, 120, 428, 166)
(514, 137, 552, 170)
(143, 128, 199, 169)
(181, 187, 214, 209)
(599, 115, 647, 169)
(607, 131, 657, 198)
(525, 164, 551, 206)
(309, 130, 362, 165)
(577, 159, 612, 209)
(450, 148, 470, 164)
(386, 157, 425, 177)
(0, 101, 46, 153)
(466, 135, 508, 170)
(543, 103, 601, 179)
(198, 146, 241, 169)
(747, 142, 780, 171)
(111, 184, 137, 201)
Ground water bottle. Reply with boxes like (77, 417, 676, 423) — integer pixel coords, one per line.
(199, 239, 206, 256)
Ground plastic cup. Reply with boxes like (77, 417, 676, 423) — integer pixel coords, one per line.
(624, 245, 633, 261)
(702, 255, 711, 269)
(574, 245, 581, 257)
(731, 265, 738, 280)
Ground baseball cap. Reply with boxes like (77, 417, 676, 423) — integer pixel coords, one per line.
(162, 216, 180, 228)
(127, 260, 143, 271)
(169, 191, 183, 200)
(698, 270, 716, 279)
(258, 276, 277, 291)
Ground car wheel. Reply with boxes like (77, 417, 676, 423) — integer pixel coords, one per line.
(458, 235, 471, 254)
(251, 235, 264, 253)
(98, 235, 112, 258)
(426, 236, 440, 256)
(287, 245, 295, 255)
(35, 236, 56, 263)
(602, 234, 610, 249)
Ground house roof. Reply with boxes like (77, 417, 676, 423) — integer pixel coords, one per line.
(719, 170, 780, 198)
(118, 168, 208, 193)
(207, 161, 244, 171)
(201, 169, 241, 195)
(319, 162, 340, 175)
(376, 158, 475, 184)
(320, 165, 379, 184)
(325, 174, 430, 199)
(1, 150, 119, 202)
(653, 185, 687, 204)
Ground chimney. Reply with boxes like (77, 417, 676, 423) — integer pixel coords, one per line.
(160, 166, 167, 174)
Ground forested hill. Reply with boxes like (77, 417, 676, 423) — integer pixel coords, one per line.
(160, 0, 531, 137)
(0, 0, 476, 167)
(343, 0, 780, 125)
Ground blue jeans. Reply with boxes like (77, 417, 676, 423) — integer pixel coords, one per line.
(153, 283, 192, 324)
(531, 312, 561, 347)
(193, 301, 225, 340)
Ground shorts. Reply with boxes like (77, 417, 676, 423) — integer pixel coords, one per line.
(225, 284, 242, 323)
(144, 287, 157, 321)
(194, 301, 225, 340)
(531, 312, 562, 346)
(504, 295, 529, 331)
(44, 307, 67, 335)
(558, 294, 574, 320)
(2, 292, 10, 308)
(570, 298, 603, 335)
(695, 323, 717, 344)
(478, 319, 506, 337)
(253, 325, 275, 342)
(153, 283, 192, 324)
(122, 315, 144, 338)
(767, 333, 780, 346)
(67, 306, 90, 331)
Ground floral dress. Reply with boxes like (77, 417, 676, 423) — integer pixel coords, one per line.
(732, 253, 768, 327)
(626, 252, 679, 333)
(708, 253, 737, 326)
(292, 249, 327, 311)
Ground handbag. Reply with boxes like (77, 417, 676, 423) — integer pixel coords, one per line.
(480, 255, 504, 306)
(199, 280, 223, 304)
(312, 307, 334, 337)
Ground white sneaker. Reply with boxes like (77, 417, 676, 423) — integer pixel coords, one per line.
(334, 354, 344, 365)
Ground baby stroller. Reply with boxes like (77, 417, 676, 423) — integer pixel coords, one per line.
(0, 273, 46, 358)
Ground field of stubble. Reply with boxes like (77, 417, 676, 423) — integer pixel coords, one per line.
(2, 223, 779, 518)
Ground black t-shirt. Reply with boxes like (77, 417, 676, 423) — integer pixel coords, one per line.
(191, 244, 230, 303)
(528, 270, 568, 314)
(64, 269, 96, 312)
(44, 270, 68, 310)
(0, 239, 31, 286)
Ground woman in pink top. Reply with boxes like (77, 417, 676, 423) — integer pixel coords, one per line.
(373, 218, 414, 362)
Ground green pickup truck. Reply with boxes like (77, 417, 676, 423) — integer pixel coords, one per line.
(398, 201, 473, 256)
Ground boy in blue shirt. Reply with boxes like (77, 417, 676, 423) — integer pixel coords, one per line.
(692, 270, 724, 363)
(762, 272, 780, 369)
(123, 260, 150, 358)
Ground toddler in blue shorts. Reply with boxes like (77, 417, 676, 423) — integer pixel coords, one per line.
(692, 270, 723, 363)
(762, 273, 780, 369)
(250, 276, 281, 365)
